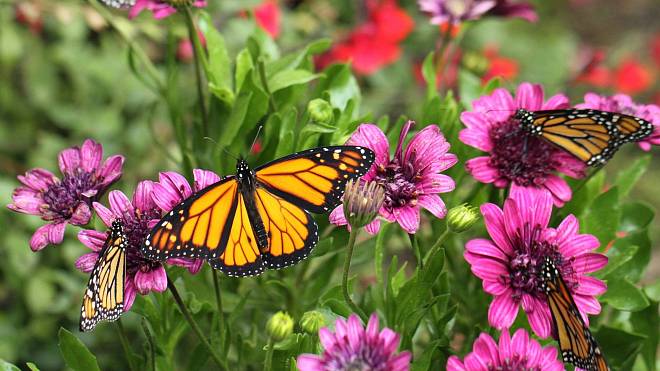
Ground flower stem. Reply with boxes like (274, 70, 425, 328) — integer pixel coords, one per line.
(115, 320, 137, 371)
(264, 337, 275, 371)
(424, 228, 450, 265)
(183, 6, 209, 137)
(408, 233, 423, 270)
(211, 269, 226, 350)
(168, 278, 228, 371)
(342, 229, 368, 322)
(141, 319, 156, 371)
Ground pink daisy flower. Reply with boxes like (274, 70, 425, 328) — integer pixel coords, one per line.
(576, 92, 660, 151)
(75, 180, 202, 311)
(329, 121, 457, 234)
(418, 0, 537, 25)
(460, 82, 587, 206)
(464, 187, 608, 338)
(8, 139, 123, 251)
(129, 0, 206, 19)
(296, 313, 411, 371)
(446, 329, 563, 371)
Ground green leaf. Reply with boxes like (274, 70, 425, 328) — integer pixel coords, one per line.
(219, 91, 252, 147)
(26, 363, 40, 371)
(200, 13, 231, 94)
(315, 64, 360, 111)
(597, 245, 638, 280)
(595, 325, 646, 370)
(421, 52, 437, 100)
(267, 39, 331, 76)
(621, 202, 654, 232)
(269, 70, 320, 93)
(630, 302, 658, 370)
(613, 154, 651, 198)
(600, 279, 650, 311)
(0, 360, 21, 371)
(457, 70, 482, 108)
(58, 328, 101, 371)
(582, 187, 620, 249)
(235, 49, 254, 93)
(644, 280, 660, 302)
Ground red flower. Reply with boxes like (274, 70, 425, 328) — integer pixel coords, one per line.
(254, 0, 281, 39)
(613, 57, 653, 95)
(14, 3, 42, 34)
(482, 46, 519, 84)
(573, 48, 611, 88)
(317, 0, 413, 75)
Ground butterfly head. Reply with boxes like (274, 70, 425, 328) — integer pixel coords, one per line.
(236, 158, 255, 186)
(111, 219, 123, 234)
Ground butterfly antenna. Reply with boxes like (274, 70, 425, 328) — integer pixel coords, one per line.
(202, 137, 239, 160)
(249, 125, 264, 154)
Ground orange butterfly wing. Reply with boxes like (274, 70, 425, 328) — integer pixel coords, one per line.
(540, 258, 609, 371)
(143, 176, 239, 261)
(255, 146, 375, 213)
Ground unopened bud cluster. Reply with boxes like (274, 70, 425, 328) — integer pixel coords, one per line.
(343, 180, 385, 229)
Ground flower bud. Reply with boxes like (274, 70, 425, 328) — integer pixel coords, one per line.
(343, 180, 385, 229)
(300, 311, 325, 335)
(447, 204, 480, 233)
(307, 99, 334, 125)
(266, 311, 294, 341)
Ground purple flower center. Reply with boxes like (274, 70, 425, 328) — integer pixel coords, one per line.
(374, 156, 420, 211)
(489, 119, 559, 187)
(41, 170, 98, 221)
(122, 208, 163, 274)
(489, 354, 538, 371)
(505, 223, 576, 300)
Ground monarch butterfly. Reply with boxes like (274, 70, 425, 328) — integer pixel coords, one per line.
(100, 0, 135, 8)
(516, 108, 653, 166)
(539, 257, 609, 371)
(141, 146, 375, 277)
(80, 220, 126, 332)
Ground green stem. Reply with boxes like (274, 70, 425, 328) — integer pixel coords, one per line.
(264, 337, 275, 371)
(211, 269, 226, 350)
(168, 278, 228, 371)
(408, 233, 423, 270)
(141, 320, 156, 371)
(424, 228, 450, 265)
(342, 230, 368, 322)
(183, 6, 209, 136)
(115, 320, 137, 371)
(258, 58, 278, 113)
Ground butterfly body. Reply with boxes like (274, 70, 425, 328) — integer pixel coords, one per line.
(142, 146, 375, 277)
(539, 257, 609, 371)
(516, 108, 653, 166)
(80, 220, 126, 332)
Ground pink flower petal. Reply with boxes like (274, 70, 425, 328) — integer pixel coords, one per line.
(515, 82, 544, 111)
(393, 206, 420, 233)
(167, 257, 204, 274)
(572, 253, 608, 274)
(466, 157, 500, 184)
(459, 112, 494, 152)
(296, 354, 324, 371)
(488, 293, 519, 329)
(8, 188, 44, 214)
(483, 280, 509, 295)
(480, 203, 513, 254)
(559, 234, 600, 258)
(510, 328, 529, 357)
(389, 352, 411, 371)
(80, 139, 103, 173)
(133, 180, 156, 213)
(78, 229, 107, 251)
(526, 299, 552, 338)
(364, 218, 381, 235)
(347, 124, 391, 180)
(498, 329, 512, 360)
(98, 155, 125, 188)
(30, 222, 66, 251)
(473, 332, 499, 363)
(124, 280, 137, 311)
(58, 148, 82, 175)
(394, 120, 414, 160)
(318, 327, 337, 350)
(542, 93, 570, 110)
(18, 168, 57, 191)
(446, 356, 467, 371)
(465, 254, 509, 281)
(193, 169, 221, 191)
(418, 173, 455, 194)
(76, 252, 99, 273)
(465, 238, 509, 261)
(109, 190, 134, 219)
(418, 194, 447, 219)
(93, 201, 115, 227)
(134, 266, 167, 294)
(542, 175, 572, 206)
(329, 205, 348, 226)
(574, 294, 601, 316)
(69, 202, 92, 225)
(575, 276, 607, 296)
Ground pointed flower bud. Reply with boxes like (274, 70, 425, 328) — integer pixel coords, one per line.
(300, 311, 325, 335)
(343, 180, 385, 229)
(266, 311, 294, 341)
(447, 204, 479, 233)
(307, 98, 334, 125)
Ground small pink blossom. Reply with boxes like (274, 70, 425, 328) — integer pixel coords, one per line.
(8, 139, 123, 251)
(447, 329, 563, 371)
(464, 187, 607, 338)
(330, 121, 457, 234)
(129, 0, 206, 19)
(577, 92, 660, 151)
(297, 313, 411, 371)
(460, 82, 586, 206)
